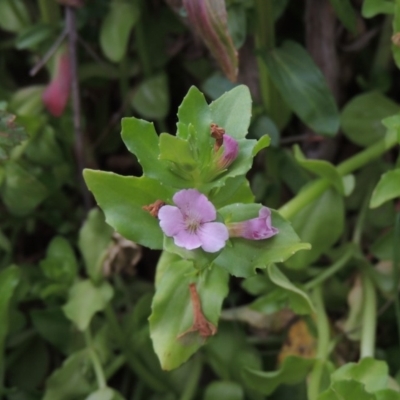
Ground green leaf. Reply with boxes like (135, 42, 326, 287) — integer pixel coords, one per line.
(261, 41, 339, 136)
(100, 0, 139, 62)
(31, 308, 74, 354)
(205, 322, 262, 383)
(204, 381, 244, 400)
(210, 176, 254, 209)
(0, 111, 28, 160)
(242, 355, 315, 395)
(376, 390, 400, 400)
(370, 169, 400, 208)
(79, 208, 113, 283)
(331, 358, 389, 392)
(294, 145, 344, 194)
(319, 380, 376, 400)
(8, 337, 49, 390)
(177, 86, 213, 154)
(329, 0, 357, 32)
(227, 3, 247, 49)
(215, 204, 310, 277)
(159, 133, 197, 167)
(9, 85, 45, 116)
(63, 280, 114, 331)
(0, 265, 20, 371)
(85, 388, 125, 400)
(40, 236, 78, 284)
(83, 170, 174, 249)
(0, 0, 30, 33)
(362, 0, 394, 17)
(2, 161, 48, 216)
(209, 85, 252, 139)
(252, 135, 270, 155)
(266, 265, 314, 314)
(43, 350, 93, 400)
(149, 252, 229, 370)
(131, 73, 170, 120)
(16, 23, 54, 50)
(341, 92, 399, 147)
(25, 126, 64, 166)
(120, 117, 185, 188)
(285, 188, 344, 270)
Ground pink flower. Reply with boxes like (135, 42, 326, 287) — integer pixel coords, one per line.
(158, 189, 228, 253)
(227, 207, 279, 240)
(42, 51, 71, 117)
(218, 134, 239, 169)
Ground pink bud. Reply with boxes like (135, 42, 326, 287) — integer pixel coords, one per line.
(227, 207, 279, 240)
(183, 0, 238, 82)
(42, 52, 71, 117)
(218, 134, 239, 169)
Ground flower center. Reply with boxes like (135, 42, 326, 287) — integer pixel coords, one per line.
(185, 217, 200, 233)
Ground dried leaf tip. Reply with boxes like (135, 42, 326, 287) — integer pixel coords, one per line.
(178, 283, 217, 339)
(142, 200, 166, 218)
(210, 123, 225, 151)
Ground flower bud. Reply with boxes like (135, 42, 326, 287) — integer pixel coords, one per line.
(42, 51, 71, 117)
(218, 134, 239, 169)
(227, 207, 279, 240)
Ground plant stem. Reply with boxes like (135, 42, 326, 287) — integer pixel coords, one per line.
(352, 186, 373, 246)
(178, 355, 203, 400)
(360, 272, 376, 358)
(308, 286, 330, 400)
(104, 306, 172, 393)
(66, 6, 92, 211)
(254, 0, 275, 115)
(136, 0, 151, 78)
(84, 329, 107, 389)
(304, 244, 355, 290)
(279, 130, 398, 220)
(279, 179, 330, 220)
(104, 354, 126, 380)
(336, 129, 397, 176)
(371, 15, 393, 80)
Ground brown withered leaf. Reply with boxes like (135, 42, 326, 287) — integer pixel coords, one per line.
(278, 319, 317, 364)
(102, 232, 142, 277)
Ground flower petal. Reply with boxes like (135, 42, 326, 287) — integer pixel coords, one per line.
(158, 205, 185, 237)
(219, 134, 239, 168)
(173, 189, 216, 223)
(174, 229, 202, 250)
(197, 222, 229, 252)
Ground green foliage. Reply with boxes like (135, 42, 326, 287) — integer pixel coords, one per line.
(100, 0, 140, 63)
(216, 204, 310, 277)
(261, 41, 340, 136)
(63, 280, 114, 331)
(0, 111, 28, 159)
(149, 252, 229, 370)
(1, 1, 400, 398)
(341, 92, 399, 147)
(242, 356, 315, 396)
